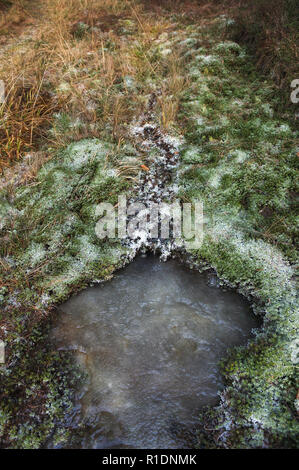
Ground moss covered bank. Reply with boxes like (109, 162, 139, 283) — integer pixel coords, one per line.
(0, 13, 298, 448)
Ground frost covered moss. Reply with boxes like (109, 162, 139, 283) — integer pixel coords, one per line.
(194, 231, 298, 447)
(176, 25, 298, 265)
(176, 21, 298, 448)
(0, 12, 298, 450)
(0, 138, 134, 447)
(2, 139, 132, 300)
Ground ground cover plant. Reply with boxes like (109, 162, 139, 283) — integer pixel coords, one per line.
(0, 0, 298, 449)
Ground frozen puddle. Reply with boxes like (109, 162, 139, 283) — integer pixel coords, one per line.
(52, 255, 259, 449)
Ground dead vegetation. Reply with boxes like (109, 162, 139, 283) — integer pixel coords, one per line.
(0, 82, 56, 167)
(1, 0, 296, 175)
(0, 0, 36, 40)
(0, 1, 193, 173)
(226, 0, 299, 103)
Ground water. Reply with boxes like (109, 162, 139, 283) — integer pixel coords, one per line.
(52, 255, 259, 449)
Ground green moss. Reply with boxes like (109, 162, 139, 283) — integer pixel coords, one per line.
(0, 138, 134, 447)
(178, 28, 298, 262)
(177, 20, 298, 448)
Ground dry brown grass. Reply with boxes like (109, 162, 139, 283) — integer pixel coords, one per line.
(0, 81, 56, 167)
(0, 0, 132, 168)
(158, 53, 188, 129)
(226, 0, 299, 99)
(115, 155, 143, 182)
(0, 0, 199, 173)
(0, 1, 27, 36)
